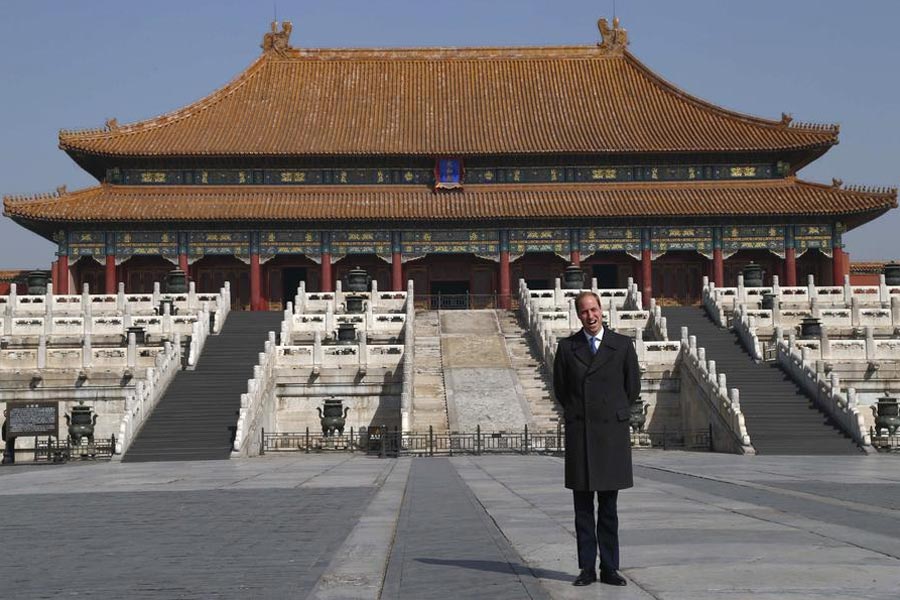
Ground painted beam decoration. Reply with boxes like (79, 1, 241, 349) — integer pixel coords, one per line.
(259, 231, 321, 255)
(651, 226, 713, 254)
(68, 231, 106, 257)
(579, 227, 641, 253)
(509, 229, 570, 254)
(722, 226, 786, 252)
(188, 231, 251, 256)
(116, 231, 178, 257)
(402, 230, 499, 254)
(330, 230, 392, 257)
(795, 225, 833, 253)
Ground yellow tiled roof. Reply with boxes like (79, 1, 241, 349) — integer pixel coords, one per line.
(58, 45, 837, 157)
(5, 179, 894, 224)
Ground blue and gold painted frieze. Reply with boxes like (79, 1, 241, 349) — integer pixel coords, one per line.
(330, 230, 392, 257)
(722, 226, 786, 252)
(509, 229, 570, 254)
(651, 227, 714, 253)
(188, 231, 251, 256)
(116, 232, 178, 257)
(402, 230, 499, 254)
(112, 162, 779, 187)
(795, 225, 833, 253)
(260, 231, 321, 255)
(67, 231, 107, 257)
(579, 228, 641, 253)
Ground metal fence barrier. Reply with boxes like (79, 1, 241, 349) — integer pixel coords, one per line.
(261, 424, 711, 457)
(32, 436, 116, 463)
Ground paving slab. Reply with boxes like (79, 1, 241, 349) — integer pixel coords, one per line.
(383, 458, 550, 599)
(455, 453, 900, 600)
(2, 451, 900, 598)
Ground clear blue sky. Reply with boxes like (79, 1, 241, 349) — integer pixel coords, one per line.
(1, 0, 898, 268)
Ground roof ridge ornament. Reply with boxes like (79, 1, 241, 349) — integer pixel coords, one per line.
(262, 20, 293, 54)
(105, 118, 119, 131)
(597, 17, 628, 51)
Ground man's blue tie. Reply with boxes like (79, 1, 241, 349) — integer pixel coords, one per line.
(590, 336, 598, 354)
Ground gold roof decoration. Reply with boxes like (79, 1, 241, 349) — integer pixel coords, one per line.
(598, 17, 628, 51)
(262, 21, 293, 54)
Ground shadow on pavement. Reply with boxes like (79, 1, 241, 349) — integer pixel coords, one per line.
(416, 558, 571, 582)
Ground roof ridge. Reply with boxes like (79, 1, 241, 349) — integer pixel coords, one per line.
(59, 55, 269, 141)
(3, 184, 99, 204)
(797, 178, 898, 197)
(622, 51, 839, 137)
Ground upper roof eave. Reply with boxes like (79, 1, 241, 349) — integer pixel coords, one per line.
(56, 41, 839, 159)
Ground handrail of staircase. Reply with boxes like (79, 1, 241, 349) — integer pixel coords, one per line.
(212, 282, 231, 334)
(187, 304, 211, 368)
(400, 279, 415, 433)
(115, 335, 181, 456)
(679, 328, 755, 454)
(775, 334, 874, 453)
(232, 331, 277, 457)
(732, 304, 764, 361)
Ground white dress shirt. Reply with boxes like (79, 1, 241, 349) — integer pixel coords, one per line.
(583, 327, 605, 353)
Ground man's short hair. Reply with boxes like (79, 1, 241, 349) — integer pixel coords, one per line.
(574, 291, 602, 311)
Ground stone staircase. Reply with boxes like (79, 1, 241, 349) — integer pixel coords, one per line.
(662, 306, 860, 455)
(496, 310, 562, 430)
(123, 311, 284, 462)
(410, 311, 449, 433)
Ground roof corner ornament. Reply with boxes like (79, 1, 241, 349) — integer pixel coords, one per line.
(56, 185, 68, 196)
(262, 20, 293, 54)
(831, 178, 843, 189)
(779, 112, 793, 127)
(597, 17, 628, 51)
(105, 118, 119, 131)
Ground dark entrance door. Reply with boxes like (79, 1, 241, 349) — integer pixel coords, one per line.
(430, 281, 470, 309)
(592, 264, 618, 289)
(525, 278, 551, 290)
(282, 268, 307, 306)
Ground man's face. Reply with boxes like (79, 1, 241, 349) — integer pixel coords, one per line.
(577, 294, 603, 336)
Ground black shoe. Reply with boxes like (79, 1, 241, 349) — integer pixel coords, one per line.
(573, 568, 597, 586)
(600, 570, 627, 586)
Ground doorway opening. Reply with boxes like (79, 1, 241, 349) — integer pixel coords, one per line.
(282, 267, 307, 306)
(429, 280, 470, 309)
(592, 264, 618, 289)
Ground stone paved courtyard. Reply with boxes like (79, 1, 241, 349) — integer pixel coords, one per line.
(2, 452, 899, 599)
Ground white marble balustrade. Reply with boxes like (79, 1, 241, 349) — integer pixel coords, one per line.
(116, 337, 182, 455)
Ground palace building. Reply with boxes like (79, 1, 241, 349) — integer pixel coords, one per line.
(4, 19, 896, 309)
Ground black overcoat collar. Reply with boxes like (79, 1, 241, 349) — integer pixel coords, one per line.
(571, 328, 621, 374)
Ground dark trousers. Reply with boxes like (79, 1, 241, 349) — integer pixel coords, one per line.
(573, 490, 619, 571)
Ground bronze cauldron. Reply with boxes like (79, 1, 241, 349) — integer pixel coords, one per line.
(65, 402, 97, 445)
(317, 399, 350, 436)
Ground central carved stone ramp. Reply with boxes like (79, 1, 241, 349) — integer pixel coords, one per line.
(410, 310, 449, 433)
(662, 306, 860, 455)
(496, 310, 562, 429)
(440, 310, 531, 432)
(123, 311, 284, 462)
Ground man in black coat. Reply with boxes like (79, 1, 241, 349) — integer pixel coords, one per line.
(553, 290, 641, 587)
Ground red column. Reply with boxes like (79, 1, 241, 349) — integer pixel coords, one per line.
(713, 248, 724, 287)
(250, 253, 261, 311)
(105, 255, 116, 294)
(51, 259, 59, 291)
(832, 247, 846, 286)
(178, 253, 189, 274)
(499, 250, 511, 309)
(641, 249, 652, 307)
(570, 250, 581, 267)
(321, 253, 332, 292)
(57, 256, 69, 294)
(392, 251, 403, 291)
(785, 248, 797, 286)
